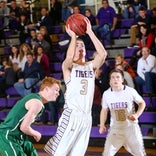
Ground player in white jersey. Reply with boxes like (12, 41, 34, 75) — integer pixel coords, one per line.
(99, 69, 146, 156)
(44, 18, 107, 156)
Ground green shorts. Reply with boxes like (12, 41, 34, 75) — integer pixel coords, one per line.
(0, 132, 38, 156)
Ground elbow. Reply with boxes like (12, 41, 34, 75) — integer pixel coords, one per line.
(102, 50, 107, 60)
(20, 124, 29, 134)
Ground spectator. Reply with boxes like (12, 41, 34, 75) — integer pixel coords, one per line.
(129, 24, 155, 70)
(0, 58, 17, 97)
(92, 0, 117, 42)
(73, 5, 81, 14)
(115, 64, 135, 88)
(61, 0, 79, 22)
(85, 9, 96, 26)
(138, 25, 155, 50)
(0, 1, 10, 27)
(92, 68, 102, 126)
(115, 53, 136, 78)
(19, 0, 30, 19)
(39, 26, 52, 47)
(151, 7, 156, 35)
(34, 32, 51, 56)
(28, 7, 53, 34)
(8, 0, 20, 31)
(19, 43, 32, 71)
(93, 52, 110, 94)
(14, 52, 44, 97)
(47, 89, 65, 125)
(9, 45, 20, 65)
(35, 45, 50, 77)
(123, 4, 136, 19)
(17, 14, 31, 44)
(123, 0, 143, 19)
(49, 0, 62, 25)
(0, 1, 10, 44)
(134, 47, 156, 95)
(128, 6, 151, 48)
(25, 29, 38, 50)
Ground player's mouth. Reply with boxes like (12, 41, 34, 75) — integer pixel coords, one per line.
(79, 49, 83, 53)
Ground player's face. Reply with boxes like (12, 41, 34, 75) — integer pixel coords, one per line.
(109, 72, 124, 88)
(74, 40, 86, 61)
(45, 84, 60, 101)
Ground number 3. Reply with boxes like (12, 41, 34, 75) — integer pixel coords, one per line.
(80, 79, 88, 95)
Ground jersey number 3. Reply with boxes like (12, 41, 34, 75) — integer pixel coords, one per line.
(80, 79, 88, 95)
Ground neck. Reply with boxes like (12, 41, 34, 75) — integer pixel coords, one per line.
(112, 85, 124, 92)
(39, 92, 48, 104)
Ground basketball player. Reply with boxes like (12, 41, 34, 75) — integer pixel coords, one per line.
(0, 77, 61, 156)
(99, 69, 146, 156)
(44, 18, 107, 155)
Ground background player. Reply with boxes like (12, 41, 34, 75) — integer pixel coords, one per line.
(0, 77, 61, 156)
(99, 69, 146, 156)
(44, 18, 107, 155)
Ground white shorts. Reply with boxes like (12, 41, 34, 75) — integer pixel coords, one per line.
(103, 123, 146, 156)
(44, 108, 92, 156)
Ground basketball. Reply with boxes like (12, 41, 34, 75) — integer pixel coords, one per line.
(66, 14, 87, 36)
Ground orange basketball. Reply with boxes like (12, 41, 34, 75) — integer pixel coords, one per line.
(66, 14, 87, 36)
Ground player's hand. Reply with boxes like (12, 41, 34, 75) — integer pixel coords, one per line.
(99, 125, 107, 134)
(84, 17, 92, 34)
(128, 114, 138, 121)
(33, 131, 41, 142)
(65, 24, 76, 37)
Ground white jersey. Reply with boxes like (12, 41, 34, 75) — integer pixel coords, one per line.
(64, 62, 95, 114)
(102, 85, 144, 128)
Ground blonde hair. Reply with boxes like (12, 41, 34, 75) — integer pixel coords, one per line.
(39, 77, 61, 91)
(19, 43, 32, 61)
(115, 53, 124, 59)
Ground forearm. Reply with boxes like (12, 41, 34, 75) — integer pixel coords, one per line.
(100, 108, 108, 127)
(112, 17, 117, 30)
(88, 29, 107, 58)
(20, 125, 38, 137)
(136, 102, 146, 118)
(67, 36, 76, 56)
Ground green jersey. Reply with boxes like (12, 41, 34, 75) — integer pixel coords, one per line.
(0, 93, 44, 139)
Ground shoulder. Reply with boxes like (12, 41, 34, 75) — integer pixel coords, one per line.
(25, 94, 43, 109)
(103, 87, 111, 96)
(125, 85, 137, 94)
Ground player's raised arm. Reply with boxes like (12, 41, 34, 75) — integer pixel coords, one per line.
(20, 99, 43, 142)
(85, 18, 107, 69)
(62, 25, 77, 80)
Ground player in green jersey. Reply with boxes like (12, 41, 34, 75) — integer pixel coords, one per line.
(0, 77, 61, 156)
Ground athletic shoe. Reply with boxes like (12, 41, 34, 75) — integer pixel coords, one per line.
(58, 39, 69, 46)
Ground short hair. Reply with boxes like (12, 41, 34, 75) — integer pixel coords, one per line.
(26, 52, 34, 57)
(39, 77, 61, 91)
(115, 53, 124, 59)
(102, 0, 108, 4)
(138, 6, 146, 11)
